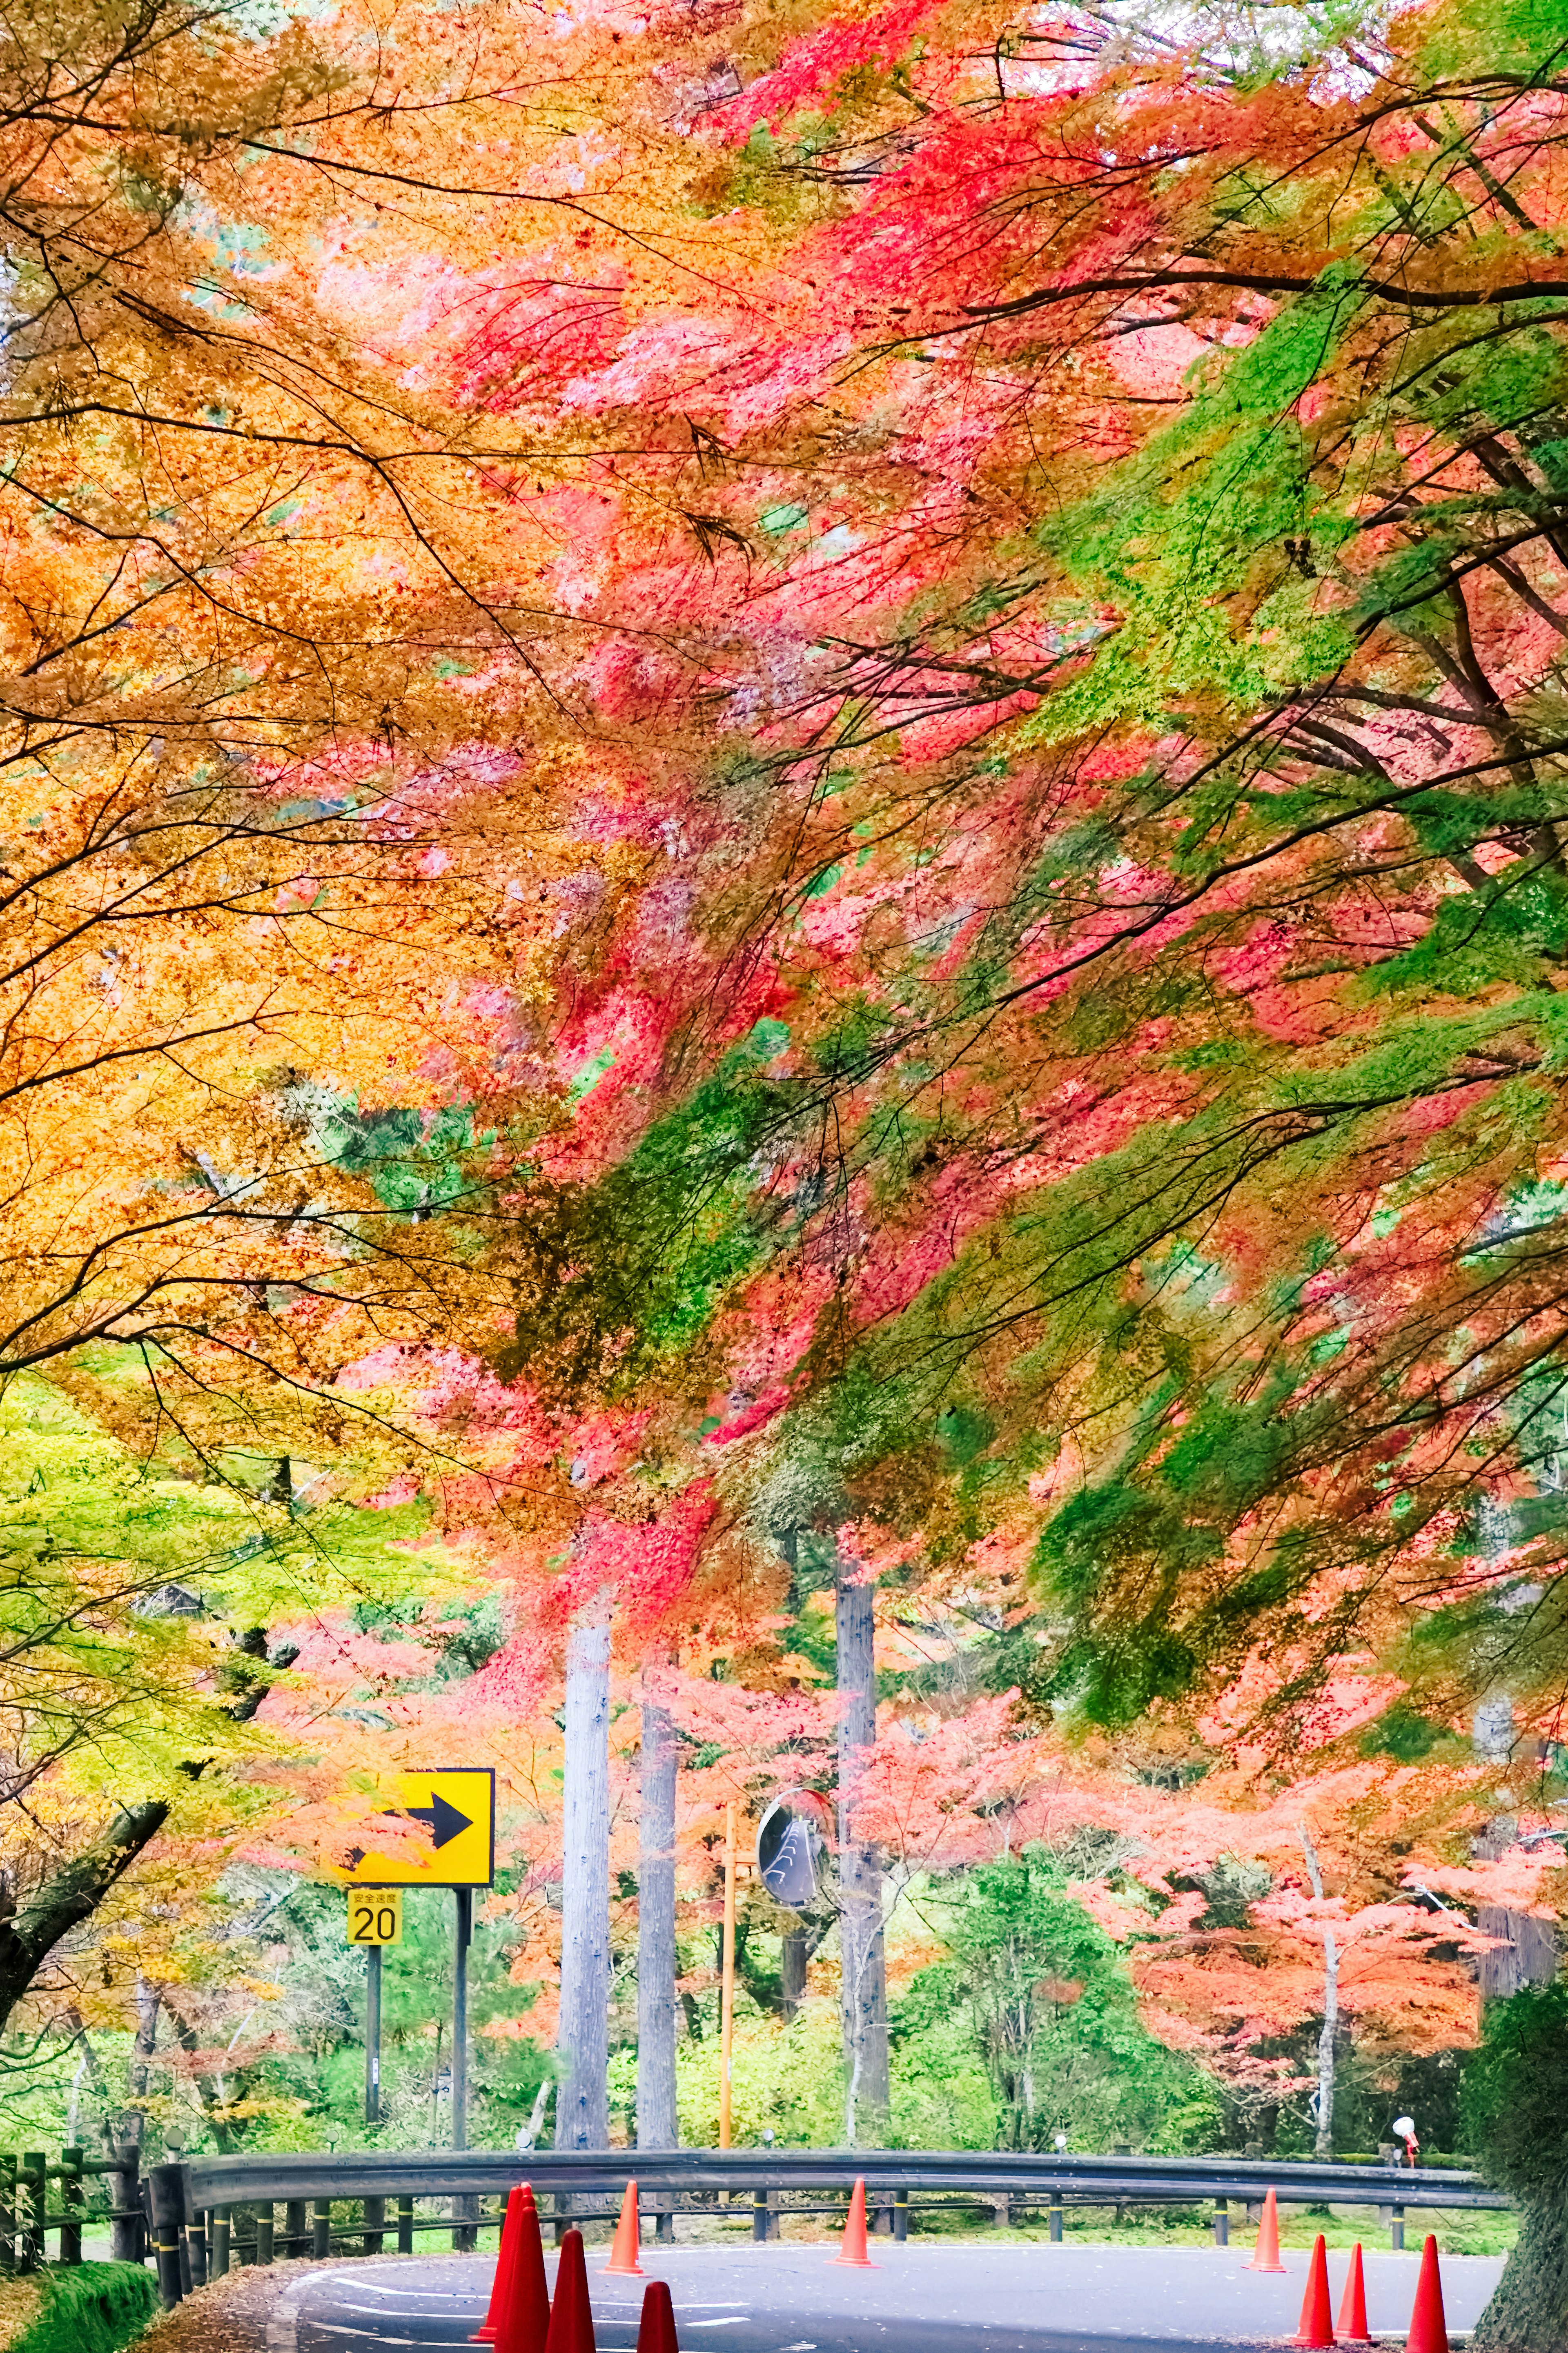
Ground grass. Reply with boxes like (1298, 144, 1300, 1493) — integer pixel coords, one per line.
(7, 2266, 157, 2353)
(682, 2201, 1519, 2258)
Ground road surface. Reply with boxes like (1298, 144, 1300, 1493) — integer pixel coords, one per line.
(261, 2241, 1507, 2353)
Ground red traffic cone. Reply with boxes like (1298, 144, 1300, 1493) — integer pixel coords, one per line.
(830, 2177, 877, 2268)
(604, 2182, 644, 2278)
(1336, 2243, 1370, 2344)
(1292, 2233, 1335, 2348)
(1407, 2234, 1449, 2353)
(543, 2229, 595, 2353)
(495, 2191, 550, 2353)
(1245, 2188, 1286, 2273)
(475, 2187, 530, 2343)
(501, 2193, 555, 2353)
(636, 2282, 679, 2353)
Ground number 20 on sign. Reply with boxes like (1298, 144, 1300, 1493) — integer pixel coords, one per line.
(346, 1890, 403, 1945)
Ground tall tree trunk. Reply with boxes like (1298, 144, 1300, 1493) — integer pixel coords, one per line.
(836, 1553, 889, 2147)
(556, 1610, 612, 2150)
(0, 1801, 169, 2040)
(1299, 1825, 1337, 2159)
(637, 1674, 678, 2149)
(120, 1977, 162, 2149)
(1474, 1696, 1558, 1992)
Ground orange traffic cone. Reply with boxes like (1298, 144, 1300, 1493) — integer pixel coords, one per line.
(1292, 2233, 1335, 2348)
(543, 2229, 596, 2353)
(1336, 2244, 1370, 2344)
(1406, 2234, 1449, 2353)
(604, 2182, 644, 2278)
(495, 2192, 551, 2353)
(475, 2187, 530, 2343)
(1245, 2188, 1285, 2274)
(636, 2282, 679, 2353)
(830, 2177, 877, 2268)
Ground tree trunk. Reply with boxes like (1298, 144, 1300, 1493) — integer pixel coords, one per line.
(1315, 1932, 1338, 2159)
(836, 1553, 889, 2147)
(637, 1676, 678, 2149)
(1298, 1823, 1337, 2159)
(120, 1976, 162, 2148)
(556, 1611, 612, 2150)
(1473, 1698, 1558, 1994)
(0, 1801, 168, 2039)
(1473, 2198, 1568, 2353)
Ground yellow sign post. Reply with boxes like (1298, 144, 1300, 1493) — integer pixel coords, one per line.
(346, 1889, 403, 1946)
(334, 1768, 495, 1889)
(331, 1768, 494, 2151)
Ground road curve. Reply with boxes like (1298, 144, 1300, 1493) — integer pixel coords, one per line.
(261, 2240, 1506, 2353)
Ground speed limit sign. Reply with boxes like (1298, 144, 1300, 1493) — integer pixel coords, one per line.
(346, 1889, 403, 1945)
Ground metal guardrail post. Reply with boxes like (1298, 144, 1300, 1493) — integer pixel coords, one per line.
(655, 2198, 673, 2245)
(397, 2195, 414, 2255)
(1392, 2205, 1405, 2251)
(895, 2188, 909, 2243)
(148, 2164, 187, 2310)
(365, 2195, 385, 2255)
(284, 2199, 308, 2261)
(1213, 2198, 1228, 2247)
(109, 2146, 141, 2265)
(312, 2200, 331, 2258)
(187, 2204, 209, 2291)
(1049, 2195, 1063, 2243)
(256, 2207, 275, 2265)
(752, 2190, 767, 2244)
(212, 2207, 232, 2278)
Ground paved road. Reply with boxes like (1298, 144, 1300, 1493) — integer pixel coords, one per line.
(264, 2242, 1507, 2353)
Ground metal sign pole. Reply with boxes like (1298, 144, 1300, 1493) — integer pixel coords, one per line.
(452, 1886, 471, 2150)
(365, 1944, 382, 2126)
(719, 1801, 737, 2150)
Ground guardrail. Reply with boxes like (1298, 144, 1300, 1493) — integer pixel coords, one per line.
(0, 2146, 145, 2274)
(117, 2148, 1513, 2312)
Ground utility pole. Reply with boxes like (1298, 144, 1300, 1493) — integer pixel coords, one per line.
(719, 1801, 737, 2150)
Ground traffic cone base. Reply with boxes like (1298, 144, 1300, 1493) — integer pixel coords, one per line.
(1336, 2242, 1371, 2344)
(604, 2181, 644, 2277)
(830, 2177, 877, 2268)
(1245, 2188, 1286, 2274)
(1292, 2233, 1335, 2349)
(636, 2282, 679, 2353)
(1406, 2234, 1449, 2353)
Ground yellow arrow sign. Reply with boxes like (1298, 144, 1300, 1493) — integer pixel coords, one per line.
(334, 1768, 494, 1888)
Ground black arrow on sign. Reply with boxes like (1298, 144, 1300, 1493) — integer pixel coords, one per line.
(405, 1792, 474, 1849)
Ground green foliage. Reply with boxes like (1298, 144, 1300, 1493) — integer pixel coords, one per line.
(904, 1852, 1221, 2151)
(1461, 1982, 1568, 2202)
(498, 1028, 812, 1396)
(10, 2266, 156, 2353)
